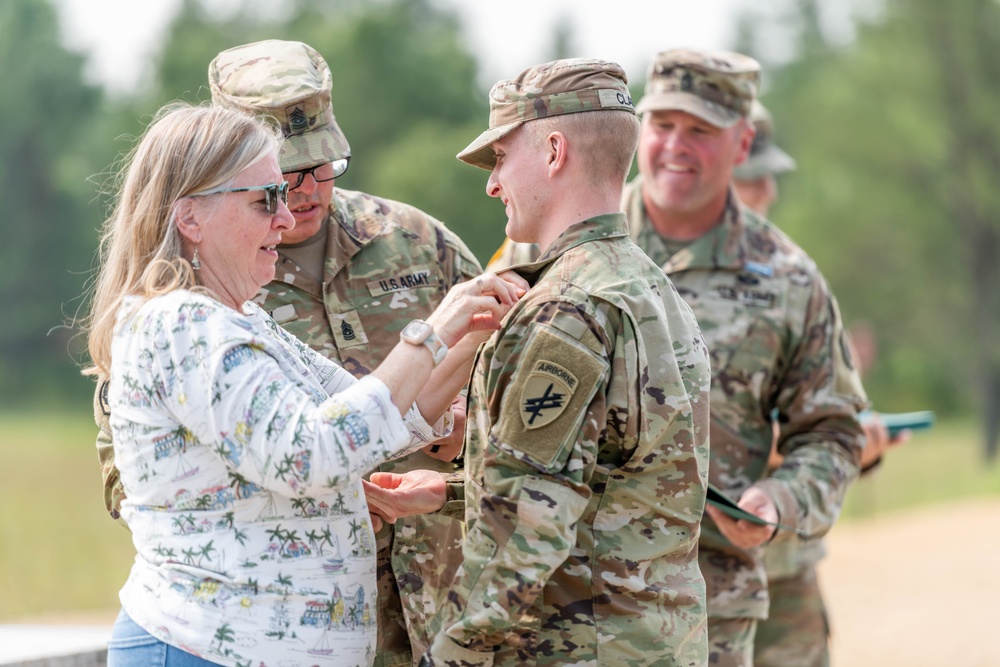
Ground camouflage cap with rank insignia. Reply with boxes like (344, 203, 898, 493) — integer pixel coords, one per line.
(209, 39, 351, 172)
(732, 100, 797, 181)
(457, 58, 635, 171)
(635, 48, 761, 128)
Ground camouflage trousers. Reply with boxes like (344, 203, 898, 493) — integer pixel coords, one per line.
(708, 616, 756, 667)
(375, 512, 466, 667)
(375, 539, 412, 667)
(753, 565, 830, 667)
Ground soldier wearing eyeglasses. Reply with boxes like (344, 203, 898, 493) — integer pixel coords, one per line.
(93, 39, 482, 667)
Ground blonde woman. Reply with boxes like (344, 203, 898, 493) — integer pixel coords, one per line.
(83, 103, 522, 667)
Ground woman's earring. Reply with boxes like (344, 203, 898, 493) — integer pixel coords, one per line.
(191, 246, 201, 271)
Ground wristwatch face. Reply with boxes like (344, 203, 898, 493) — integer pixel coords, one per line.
(400, 319, 447, 366)
(401, 319, 432, 343)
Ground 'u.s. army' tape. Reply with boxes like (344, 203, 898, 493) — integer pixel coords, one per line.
(707, 484, 809, 537)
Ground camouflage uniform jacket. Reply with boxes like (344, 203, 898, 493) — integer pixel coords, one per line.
(95, 187, 482, 666)
(623, 176, 866, 620)
(426, 213, 712, 667)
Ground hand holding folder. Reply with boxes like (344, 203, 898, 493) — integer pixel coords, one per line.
(706, 484, 809, 538)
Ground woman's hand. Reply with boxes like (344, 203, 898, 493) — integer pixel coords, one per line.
(426, 272, 528, 348)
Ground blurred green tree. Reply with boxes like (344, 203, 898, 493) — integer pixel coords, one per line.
(0, 0, 105, 404)
(139, 0, 498, 261)
(736, 0, 1000, 458)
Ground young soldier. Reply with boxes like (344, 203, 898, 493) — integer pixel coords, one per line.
(368, 58, 712, 666)
(484, 52, 869, 666)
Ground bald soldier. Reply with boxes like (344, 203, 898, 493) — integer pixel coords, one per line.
(367, 58, 712, 666)
(734, 100, 909, 667)
(627, 48, 865, 666)
(486, 49, 867, 667)
(92, 39, 482, 667)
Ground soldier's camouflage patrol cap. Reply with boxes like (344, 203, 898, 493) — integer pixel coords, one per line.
(733, 100, 796, 181)
(635, 48, 760, 128)
(457, 58, 635, 171)
(209, 39, 351, 173)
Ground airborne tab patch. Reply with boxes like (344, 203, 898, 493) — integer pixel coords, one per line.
(494, 325, 607, 472)
(520, 361, 578, 429)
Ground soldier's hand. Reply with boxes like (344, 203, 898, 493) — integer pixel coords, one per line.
(705, 486, 778, 549)
(423, 396, 466, 462)
(859, 412, 910, 469)
(363, 469, 448, 524)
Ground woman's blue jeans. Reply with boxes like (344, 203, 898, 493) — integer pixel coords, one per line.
(107, 608, 222, 667)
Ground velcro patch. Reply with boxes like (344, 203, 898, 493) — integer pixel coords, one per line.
(496, 325, 607, 472)
(520, 361, 577, 429)
(598, 88, 634, 109)
(271, 303, 297, 324)
(332, 310, 369, 349)
(716, 285, 776, 308)
(366, 268, 438, 296)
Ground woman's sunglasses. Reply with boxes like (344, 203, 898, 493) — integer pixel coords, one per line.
(192, 182, 290, 215)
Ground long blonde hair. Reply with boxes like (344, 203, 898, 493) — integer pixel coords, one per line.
(83, 103, 282, 378)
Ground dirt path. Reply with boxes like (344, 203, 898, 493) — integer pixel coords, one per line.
(820, 497, 1000, 667)
(18, 498, 1000, 666)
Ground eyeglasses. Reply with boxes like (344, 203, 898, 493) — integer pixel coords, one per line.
(283, 158, 350, 191)
(193, 182, 289, 215)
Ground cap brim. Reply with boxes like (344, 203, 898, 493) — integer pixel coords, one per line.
(279, 122, 351, 172)
(733, 144, 797, 180)
(635, 92, 742, 128)
(456, 121, 523, 171)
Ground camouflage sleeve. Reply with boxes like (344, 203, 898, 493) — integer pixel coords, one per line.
(428, 305, 609, 663)
(431, 215, 483, 286)
(426, 216, 480, 409)
(93, 379, 129, 530)
(437, 471, 466, 521)
(761, 282, 866, 540)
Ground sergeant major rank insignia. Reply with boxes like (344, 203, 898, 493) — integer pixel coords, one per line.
(287, 105, 308, 133)
(520, 360, 578, 429)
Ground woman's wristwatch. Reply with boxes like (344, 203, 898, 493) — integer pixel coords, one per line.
(400, 319, 448, 366)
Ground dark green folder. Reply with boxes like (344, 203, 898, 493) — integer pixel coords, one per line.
(866, 410, 935, 438)
(706, 484, 808, 537)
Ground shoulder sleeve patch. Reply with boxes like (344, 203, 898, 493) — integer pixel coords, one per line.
(495, 325, 608, 472)
(520, 360, 578, 430)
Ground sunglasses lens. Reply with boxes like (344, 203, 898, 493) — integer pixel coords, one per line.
(264, 183, 289, 214)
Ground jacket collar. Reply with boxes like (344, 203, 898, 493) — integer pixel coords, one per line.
(623, 175, 749, 274)
(512, 213, 629, 286)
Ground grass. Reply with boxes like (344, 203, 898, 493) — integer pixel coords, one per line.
(1, 410, 996, 622)
(841, 417, 1000, 519)
(0, 409, 133, 622)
